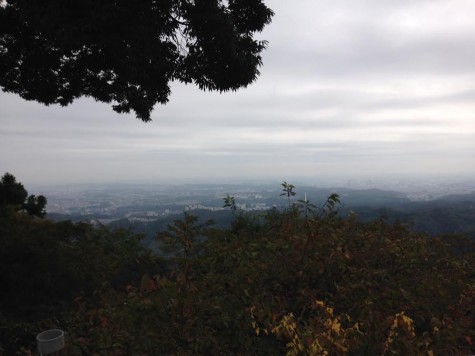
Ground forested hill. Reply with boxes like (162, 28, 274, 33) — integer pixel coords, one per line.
(111, 189, 475, 246)
(348, 192, 475, 237)
(45, 186, 475, 244)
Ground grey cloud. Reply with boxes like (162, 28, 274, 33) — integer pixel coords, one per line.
(264, 0, 475, 81)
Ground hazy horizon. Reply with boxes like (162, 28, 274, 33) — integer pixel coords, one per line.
(25, 174, 475, 196)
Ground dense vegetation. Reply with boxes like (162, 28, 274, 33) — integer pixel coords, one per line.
(0, 176, 473, 355)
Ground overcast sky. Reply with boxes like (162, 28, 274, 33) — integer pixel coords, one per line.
(1, 0, 475, 186)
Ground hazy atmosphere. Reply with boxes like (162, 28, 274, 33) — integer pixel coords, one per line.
(2, 0, 475, 185)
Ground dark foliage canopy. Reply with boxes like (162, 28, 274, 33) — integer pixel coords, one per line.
(0, 0, 274, 121)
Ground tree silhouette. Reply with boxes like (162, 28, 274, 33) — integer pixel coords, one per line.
(0, 172, 27, 208)
(0, 173, 47, 217)
(223, 194, 237, 213)
(280, 181, 296, 207)
(0, 0, 274, 121)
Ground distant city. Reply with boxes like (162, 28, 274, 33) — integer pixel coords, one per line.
(33, 177, 475, 223)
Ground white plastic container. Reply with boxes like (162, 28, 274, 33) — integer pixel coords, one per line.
(36, 329, 65, 355)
